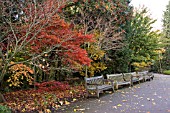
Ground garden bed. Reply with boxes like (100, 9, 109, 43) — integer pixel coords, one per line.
(1, 84, 86, 113)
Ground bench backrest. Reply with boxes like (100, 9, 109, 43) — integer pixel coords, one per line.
(130, 72, 136, 76)
(84, 75, 104, 86)
(122, 73, 132, 81)
(138, 71, 148, 76)
(106, 74, 124, 82)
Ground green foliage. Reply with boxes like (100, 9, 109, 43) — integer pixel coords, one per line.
(0, 104, 11, 113)
(163, 1, 170, 39)
(161, 48, 170, 70)
(163, 70, 170, 75)
(126, 7, 160, 71)
(152, 1, 170, 73)
(158, 1, 170, 72)
(103, 44, 132, 74)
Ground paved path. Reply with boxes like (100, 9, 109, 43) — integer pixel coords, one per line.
(56, 74, 170, 113)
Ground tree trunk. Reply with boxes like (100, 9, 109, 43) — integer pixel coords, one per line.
(0, 93, 6, 103)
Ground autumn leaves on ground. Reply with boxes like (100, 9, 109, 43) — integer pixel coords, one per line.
(3, 82, 86, 112)
(0, 0, 170, 113)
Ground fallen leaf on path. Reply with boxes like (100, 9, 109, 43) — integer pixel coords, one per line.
(147, 98, 150, 101)
(133, 95, 138, 97)
(65, 101, 70, 105)
(152, 102, 156, 105)
(45, 109, 51, 113)
(121, 91, 125, 94)
(59, 101, 64, 105)
(112, 106, 117, 109)
(122, 100, 127, 102)
(117, 104, 122, 107)
(73, 108, 85, 112)
(108, 91, 112, 93)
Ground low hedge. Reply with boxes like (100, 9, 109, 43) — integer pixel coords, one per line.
(163, 70, 170, 75)
(0, 104, 11, 113)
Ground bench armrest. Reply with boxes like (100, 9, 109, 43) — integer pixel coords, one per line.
(132, 75, 140, 78)
(86, 83, 101, 86)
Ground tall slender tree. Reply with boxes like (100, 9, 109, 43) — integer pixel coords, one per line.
(160, 1, 170, 71)
(126, 8, 160, 72)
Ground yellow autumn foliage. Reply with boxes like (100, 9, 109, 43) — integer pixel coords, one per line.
(132, 61, 152, 71)
(80, 62, 107, 77)
(7, 63, 34, 87)
(80, 31, 107, 76)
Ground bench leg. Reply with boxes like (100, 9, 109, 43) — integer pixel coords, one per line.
(149, 77, 151, 81)
(97, 93, 99, 98)
(112, 87, 115, 92)
(131, 81, 133, 86)
(116, 84, 119, 90)
(86, 91, 89, 98)
(142, 78, 145, 82)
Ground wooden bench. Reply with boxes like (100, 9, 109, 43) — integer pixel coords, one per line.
(138, 71, 150, 81)
(106, 73, 132, 90)
(138, 71, 154, 82)
(131, 72, 145, 84)
(84, 75, 114, 98)
(148, 72, 154, 80)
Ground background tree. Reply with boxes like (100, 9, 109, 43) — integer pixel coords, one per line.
(126, 8, 160, 72)
(158, 1, 170, 71)
(79, 32, 107, 77)
(61, 0, 132, 76)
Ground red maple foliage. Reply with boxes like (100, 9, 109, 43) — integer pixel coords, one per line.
(29, 14, 93, 67)
(34, 80, 70, 92)
(1, 0, 93, 70)
(21, 1, 93, 68)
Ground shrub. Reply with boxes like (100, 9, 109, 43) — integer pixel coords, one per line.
(7, 63, 34, 88)
(35, 80, 70, 92)
(0, 104, 11, 113)
(163, 70, 170, 75)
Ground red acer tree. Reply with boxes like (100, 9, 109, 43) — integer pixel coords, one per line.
(29, 14, 93, 76)
(0, 0, 93, 102)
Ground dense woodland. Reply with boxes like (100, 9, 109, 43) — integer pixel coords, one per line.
(0, 0, 169, 112)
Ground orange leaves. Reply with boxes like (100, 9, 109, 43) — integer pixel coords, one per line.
(3, 84, 86, 112)
(7, 63, 34, 87)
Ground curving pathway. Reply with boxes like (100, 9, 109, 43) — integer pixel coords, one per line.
(56, 74, 170, 113)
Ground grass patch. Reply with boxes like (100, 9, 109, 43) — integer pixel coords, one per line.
(163, 70, 170, 75)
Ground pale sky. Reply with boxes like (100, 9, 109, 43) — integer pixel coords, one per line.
(130, 0, 169, 31)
